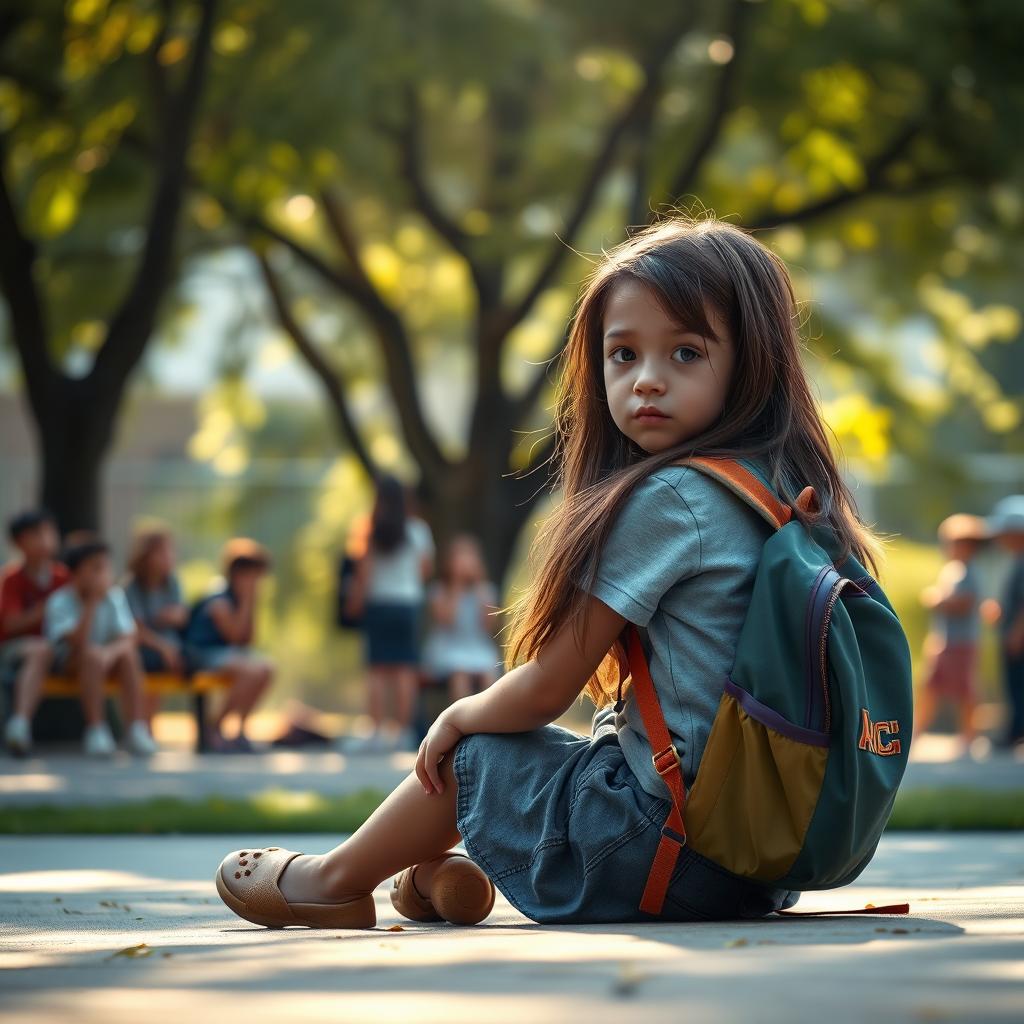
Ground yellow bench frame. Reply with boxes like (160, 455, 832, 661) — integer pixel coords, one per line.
(37, 672, 231, 752)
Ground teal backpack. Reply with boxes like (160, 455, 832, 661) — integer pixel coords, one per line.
(615, 456, 914, 916)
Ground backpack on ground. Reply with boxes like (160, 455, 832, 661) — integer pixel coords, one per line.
(615, 456, 914, 916)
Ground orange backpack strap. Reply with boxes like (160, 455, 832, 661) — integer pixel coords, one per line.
(670, 456, 798, 531)
(623, 623, 688, 915)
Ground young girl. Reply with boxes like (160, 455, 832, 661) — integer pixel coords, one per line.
(215, 214, 884, 928)
(421, 534, 502, 702)
(345, 474, 435, 752)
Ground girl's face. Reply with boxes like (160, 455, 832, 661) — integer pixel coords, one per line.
(148, 537, 175, 577)
(602, 278, 735, 454)
(449, 540, 482, 582)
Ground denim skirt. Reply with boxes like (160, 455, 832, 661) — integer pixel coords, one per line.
(362, 600, 421, 667)
(452, 705, 799, 924)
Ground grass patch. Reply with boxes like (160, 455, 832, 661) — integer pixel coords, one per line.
(2, 786, 1022, 835)
(0, 788, 388, 835)
(888, 787, 1024, 831)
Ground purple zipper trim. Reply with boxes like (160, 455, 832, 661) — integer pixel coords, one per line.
(724, 677, 831, 748)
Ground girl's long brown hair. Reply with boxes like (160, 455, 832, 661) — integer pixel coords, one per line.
(503, 213, 885, 707)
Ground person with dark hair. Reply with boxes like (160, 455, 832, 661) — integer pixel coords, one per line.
(344, 473, 435, 751)
(42, 539, 158, 757)
(183, 538, 275, 752)
(1, 510, 69, 756)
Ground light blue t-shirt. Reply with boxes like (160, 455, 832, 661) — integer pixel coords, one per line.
(931, 559, 981, 646)
(580, 462, 774, 801)
(44, 584, 136, 647)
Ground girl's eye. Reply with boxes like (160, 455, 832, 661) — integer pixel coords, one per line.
(609, 348, 635, 363)
(674, 346, 701, 364)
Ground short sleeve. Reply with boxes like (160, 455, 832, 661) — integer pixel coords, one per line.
(44, 589, 78, 643)
(0, 568, 21, 617)
(580, 473, 702, 627)
(952, 562, 977, 598)
(411, 518, 435, 559)
(124, 581, 145, 622)
(108, 587, 137, 637)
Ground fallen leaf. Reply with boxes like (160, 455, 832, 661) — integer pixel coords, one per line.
(62, 907, 83, 915)
(106, 943, 152, 961)
(386, 924, 404, 932)
(725, 938, 748, 948)
(891, 928, 909, 935)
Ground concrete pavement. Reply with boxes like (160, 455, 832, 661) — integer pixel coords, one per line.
(1, 833, 1022, 1023)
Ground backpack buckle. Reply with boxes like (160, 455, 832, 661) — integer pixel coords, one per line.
(652, 743, 680, 777)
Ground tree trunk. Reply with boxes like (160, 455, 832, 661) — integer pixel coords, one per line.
(33, 379, 117, 536)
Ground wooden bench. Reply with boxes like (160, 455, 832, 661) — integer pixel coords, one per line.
(39, 672, 232, 752)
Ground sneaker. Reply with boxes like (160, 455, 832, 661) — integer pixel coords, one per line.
(125, 720, 159, 757)
(4, 715, 32, 757)
(83, 722, 116, 757)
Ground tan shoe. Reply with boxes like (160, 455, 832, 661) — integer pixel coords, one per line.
(215, 847, 376, 929)
(391, 852, 495, 926)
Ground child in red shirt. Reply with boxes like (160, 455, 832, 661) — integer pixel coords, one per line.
(1, 510, 70, 756)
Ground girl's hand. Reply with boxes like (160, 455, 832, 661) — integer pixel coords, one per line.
(416, 707, 466, 796)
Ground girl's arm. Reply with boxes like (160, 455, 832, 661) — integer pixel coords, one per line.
(208, 592, 254, 646)
(416, 593, 627, 794)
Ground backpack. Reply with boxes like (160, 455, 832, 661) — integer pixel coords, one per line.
(614, 456, 914, 916)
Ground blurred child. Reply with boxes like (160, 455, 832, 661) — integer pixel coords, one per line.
(43, 539, 159, 757)
(183, 538, 275, 752)
(914, 513, 989, 748)
(346, 475, 435, 752)
(987, 496, 1024, 747)
(1, 510, 70, 756)
(124, 523, 190, 724)
(421, 534, 502, 703)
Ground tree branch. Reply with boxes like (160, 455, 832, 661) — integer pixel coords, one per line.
(0, 132, 54, 404)
(655, 0, 752, 215)
(90, 0, 217, 390)
(256, 251, 378, 478)
(746, 103, 935, 231)
(392, 84, 473, 262)
(501, 11, 699, 336)
(229, 200, 449, 476)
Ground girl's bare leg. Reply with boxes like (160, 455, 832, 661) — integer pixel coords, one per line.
(366, 666, 386, 732)
(276, 750, 462, 904)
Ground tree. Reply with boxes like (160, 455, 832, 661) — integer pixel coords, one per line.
(0, 0, 216, 532)
(196, 0, 1023, 582)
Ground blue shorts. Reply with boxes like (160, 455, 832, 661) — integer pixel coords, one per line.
(452, 705, 799, 924)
